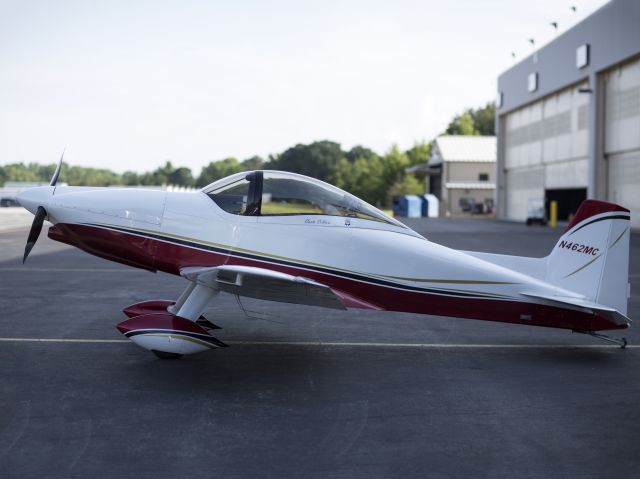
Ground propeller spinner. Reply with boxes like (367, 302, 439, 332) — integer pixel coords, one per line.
(21, 150, 64, 263)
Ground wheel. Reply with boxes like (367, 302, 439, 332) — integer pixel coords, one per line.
(526, 218, 532, 226)
(151, 350, 183, 360)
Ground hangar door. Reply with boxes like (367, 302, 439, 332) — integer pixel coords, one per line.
(502, 82, 589, 221)
(604, 57, 640, 229)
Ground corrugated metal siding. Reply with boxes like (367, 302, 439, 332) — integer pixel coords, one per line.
(502, 82, 590, 220)
(605, 56, 640, 228)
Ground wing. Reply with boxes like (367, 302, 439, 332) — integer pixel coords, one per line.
(180, 265, 347, 310)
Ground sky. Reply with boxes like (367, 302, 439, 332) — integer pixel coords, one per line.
(0, 0, 609, 174)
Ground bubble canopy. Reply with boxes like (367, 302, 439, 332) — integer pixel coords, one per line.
(202, 170, 407, 228)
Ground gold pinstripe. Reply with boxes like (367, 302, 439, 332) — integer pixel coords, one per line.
(562, 226, 629, 279)
(139, 333, 216, 349)
(89, 222, 520, 295)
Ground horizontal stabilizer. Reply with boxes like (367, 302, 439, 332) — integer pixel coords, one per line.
(520, 291, 631, 326)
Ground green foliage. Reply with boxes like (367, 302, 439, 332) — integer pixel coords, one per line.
(64, 164, 122, 186)
(1, 125, 480, 207)
(0, 162, 122, 186)
(445, 112, 479, 136)
(468, 102, 496, 136)
(122, 171, 140, 186)
(1, 163, 43, 183)
(346, 145, 376, 162)
(168, 167, 195, 187)
(381, 144, 409, 179)
(389, 174, 424, 196)
(405, 141, 432, 166)
(266, 141, 345, 182)
(330, 144, 414, 207)
(196, 157, 243, 187)
(331, 155, 387, 207)
(138, 161, 193, 186)
(445, 102, 495, 136)
(241, 156, 264, 171)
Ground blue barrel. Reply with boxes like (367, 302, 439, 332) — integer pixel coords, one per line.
(392, 195, 421, 218)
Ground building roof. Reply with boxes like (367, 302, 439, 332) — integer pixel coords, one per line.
(445, 181, 495, 190)
(430, 136, 496, 164)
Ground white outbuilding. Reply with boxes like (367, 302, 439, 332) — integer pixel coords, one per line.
(427, 135, 496, 217)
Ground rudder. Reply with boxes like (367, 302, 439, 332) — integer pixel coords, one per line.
(545, 200, 631, 315)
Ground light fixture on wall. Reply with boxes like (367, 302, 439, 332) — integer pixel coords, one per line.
(578, 78, 592, 94)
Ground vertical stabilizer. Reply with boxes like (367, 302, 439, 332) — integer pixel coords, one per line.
(545, 200, 631, 315)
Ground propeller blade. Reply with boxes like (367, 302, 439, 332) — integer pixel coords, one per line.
(50, 149, 65, 187)
(23, 206, 47, 264)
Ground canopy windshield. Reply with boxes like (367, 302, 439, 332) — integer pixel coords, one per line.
(203, 171, 406, 228)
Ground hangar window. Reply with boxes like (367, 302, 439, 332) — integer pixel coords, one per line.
(576, 44, 589, 69)
(478, 173, 489, 181)
(528, 72, 538, 92)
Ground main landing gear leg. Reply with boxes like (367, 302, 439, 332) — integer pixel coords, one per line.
(573, 330, 628, 349)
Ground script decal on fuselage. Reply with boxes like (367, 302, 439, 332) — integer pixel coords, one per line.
(558, 240, 599, 256)
(305, 218, 332, 225)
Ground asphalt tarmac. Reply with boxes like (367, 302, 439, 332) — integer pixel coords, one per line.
(1, 218, 639, 478)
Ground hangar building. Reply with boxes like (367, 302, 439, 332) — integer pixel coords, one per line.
(496, 0, 640, 227)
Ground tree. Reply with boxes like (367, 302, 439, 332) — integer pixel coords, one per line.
(444, 102, 495, 136)
(266, 141, 345, 181)
(196, 158, 243, 187)
(389, 174, 424, 197)
(405, 141, 431, 166)
(331, 156, 387, 206)
(346, 145, 377, 162)
(152, 161, 175, 185)
(445, 112, 479, 136)
(381, 144, 410, 185)
(122, 171, 140, 186)
(168, 167, 194, 186)
(1, 163, 41, 183)
(331, 145, 415, 207)
(64, 165, 122, 186)
(241, 156, 264, 171)
(469, 102, 496, 136)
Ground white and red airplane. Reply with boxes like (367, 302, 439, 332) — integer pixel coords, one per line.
(17, 159, 632, 358)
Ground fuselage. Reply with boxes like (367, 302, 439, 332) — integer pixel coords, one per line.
(18, 180, 623, 333)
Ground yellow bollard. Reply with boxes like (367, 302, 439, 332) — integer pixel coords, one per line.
(549, 200, 558, 228)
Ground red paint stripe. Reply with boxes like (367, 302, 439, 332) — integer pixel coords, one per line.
(123, 300, 173, 318)
(51, 222, 626, 332)
(565, 200, 630, 233)
(116, 312, 210, 336)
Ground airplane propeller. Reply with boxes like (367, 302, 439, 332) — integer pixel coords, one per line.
(22, 150, 64, 263)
